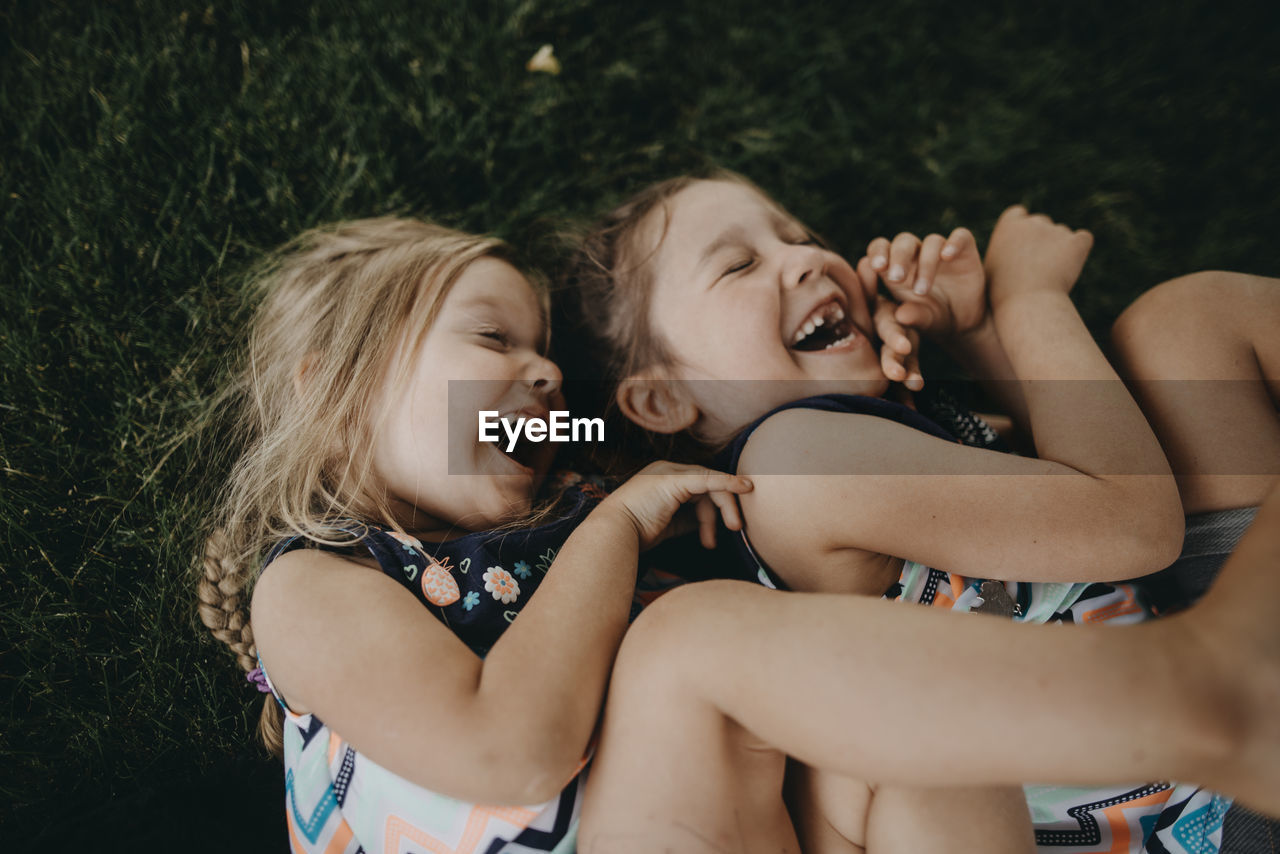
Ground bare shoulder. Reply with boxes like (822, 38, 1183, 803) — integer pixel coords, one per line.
(250, 546, 472, 719)
(738, 408, 905, 477)
(734, 410, 906, 588)
(740, 406, 1057, 478)
(250, 546, 386, 637)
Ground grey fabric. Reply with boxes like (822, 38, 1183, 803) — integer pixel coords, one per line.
(1138, 506, 1260, 613)
(1223, 804, 1280, 854)
(1184, 506, 1263, 556)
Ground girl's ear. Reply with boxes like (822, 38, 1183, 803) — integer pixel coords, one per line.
(615, 369, 699, 434)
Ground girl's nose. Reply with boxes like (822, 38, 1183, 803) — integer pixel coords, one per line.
(526, 354, 563, 397)
(781, 244, 826, 290)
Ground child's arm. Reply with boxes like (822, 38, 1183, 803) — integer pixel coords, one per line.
(859, 228, 1031, 437)
(250, 463, 751, 806)
(738, 206, 1182, 587)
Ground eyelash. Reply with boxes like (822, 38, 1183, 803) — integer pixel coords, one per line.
(477, 328, 510, 348)
(721, 238, 817, 277)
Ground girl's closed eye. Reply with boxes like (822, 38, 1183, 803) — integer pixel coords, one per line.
(722, 256, 754, 277)
(476, 327, 511, 349)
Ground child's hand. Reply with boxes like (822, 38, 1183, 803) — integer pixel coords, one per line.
(600, 462, 754, 551)
(857, 228, 987, 342)
(872, 295, 924, 390)
(983, 206, 1093, 305)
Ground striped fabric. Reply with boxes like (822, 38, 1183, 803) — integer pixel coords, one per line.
(265, 684, 585, 854)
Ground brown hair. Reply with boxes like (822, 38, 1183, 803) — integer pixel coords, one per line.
(568, 167, 817, 385)
(196, 217, 509, 754)
(565, 168, 815, 457)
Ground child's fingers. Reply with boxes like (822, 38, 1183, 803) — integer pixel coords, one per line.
(694, 495, 718, 549)
(855, 256, 879, 300)
(676, 467, 754, 498)
(894, 300, 930, 330)
(914, 233, 946, 295)
(704, 489, 745, 533)
(886, 232, 921, 286)
(902, 336, 924, 390)
(879, 318, 923, 387)
(866, 237, 892, 273)
(873, 297, 914, 353)
(880, 338, 909, 382)
(993, 205, 1030, 232)
(941, 227, 976, 260)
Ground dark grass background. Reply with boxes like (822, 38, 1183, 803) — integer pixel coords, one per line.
(3, 0, 1278, 848)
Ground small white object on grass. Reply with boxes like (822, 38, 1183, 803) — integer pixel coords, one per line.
(526, 44, 561, 75)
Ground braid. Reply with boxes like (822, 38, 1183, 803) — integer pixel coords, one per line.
(198, 526, 284, 756)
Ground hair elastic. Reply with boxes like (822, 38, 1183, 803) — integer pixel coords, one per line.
(246, 666, 273, 694)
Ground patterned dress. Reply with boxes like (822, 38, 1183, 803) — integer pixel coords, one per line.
(718, 392, 1231, 854)
(257, 481, 613, 854)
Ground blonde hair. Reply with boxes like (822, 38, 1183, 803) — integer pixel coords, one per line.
(197, 216, 509, 754)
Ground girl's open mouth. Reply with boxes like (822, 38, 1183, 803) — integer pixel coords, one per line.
(495, 436, 538, 474)
(789, 302, 860, 352)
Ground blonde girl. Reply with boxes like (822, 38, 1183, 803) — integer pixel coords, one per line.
(568, 171, 1279, 851)
(196, 216, 755, 853)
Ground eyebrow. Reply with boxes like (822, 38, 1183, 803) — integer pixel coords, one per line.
(454, 294, 549, 350)
(767, 208, 811, 237)
(695, 225, 750, 272)
(696, 213, 809, 272)
(453, 294, 506, 313)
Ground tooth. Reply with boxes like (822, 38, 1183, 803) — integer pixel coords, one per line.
(803, 321, 815, 335)
(794, 329, 806, 343)
(813, 314, 824, 327)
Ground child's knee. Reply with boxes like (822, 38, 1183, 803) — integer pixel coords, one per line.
(1110, 271, 1245, 375)
(1114, 271, 1218, 337)
(613, 580, 745, 685)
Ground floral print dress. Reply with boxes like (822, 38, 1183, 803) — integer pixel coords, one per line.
(257, 482, 609, 854)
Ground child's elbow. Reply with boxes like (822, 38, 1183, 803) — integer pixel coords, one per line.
(1141, 509, 1185, 574)
(1115, 483, 1185, 575)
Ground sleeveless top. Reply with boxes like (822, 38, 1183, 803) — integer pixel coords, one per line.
(257, 478, 611, 854)
(716, 390, 1146, 623)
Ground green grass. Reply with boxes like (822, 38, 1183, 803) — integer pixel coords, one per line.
(3, 0, 1279, 845)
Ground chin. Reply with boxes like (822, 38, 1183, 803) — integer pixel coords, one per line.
(864, 375, 892, 397)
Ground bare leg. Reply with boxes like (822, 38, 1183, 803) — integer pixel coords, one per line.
(865, 783, 1034, 854)
(581, 483, 1280, 849)
(1111, 271, 1280, 514)
(784, 762, 1034, 854)
(578, 621, 799, 854)
(785, 764, 871, 853)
